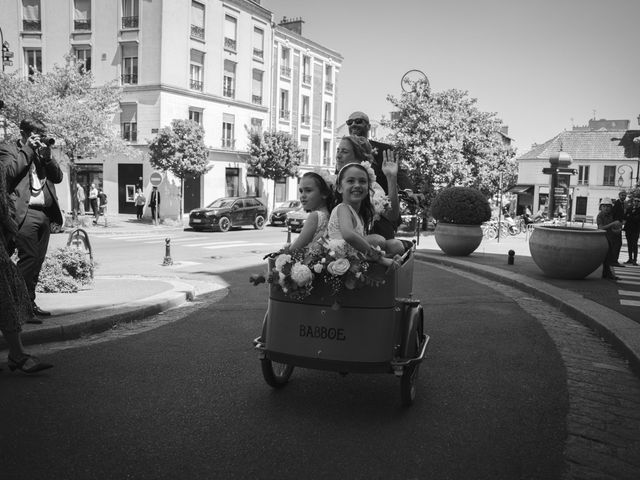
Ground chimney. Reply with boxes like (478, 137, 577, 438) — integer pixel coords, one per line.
(279, 16, 305, 35)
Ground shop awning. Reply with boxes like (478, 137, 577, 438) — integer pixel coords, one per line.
(507, 185, 533, 194)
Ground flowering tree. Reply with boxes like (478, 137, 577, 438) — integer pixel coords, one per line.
(383, 80, 517, 208)
(148, 119, 210, 219)
(0, 54, 134, 218)
(247, 129, 302, 209)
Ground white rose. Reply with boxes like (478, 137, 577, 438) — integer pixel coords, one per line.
(327, 258, 350, 276)
(313, 263, 324, 273)
(290, 262, 313, 287)
(275, 253, 292, 271)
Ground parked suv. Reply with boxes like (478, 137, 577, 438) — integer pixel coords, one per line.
(269, 200, 301, 226)
(189, 196, 267, 232)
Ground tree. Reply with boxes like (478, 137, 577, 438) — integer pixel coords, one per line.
(148, 119, 211, 219)
(383, 80, 517, 209)
(247, 129, 302, 208)
(0, 54, 135, 219)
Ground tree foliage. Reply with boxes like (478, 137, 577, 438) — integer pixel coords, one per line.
(148, 119, 211, 219)
(247, 129, 302, 180)
(383, 80, 517, 207)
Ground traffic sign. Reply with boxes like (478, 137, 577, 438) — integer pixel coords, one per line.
(150, 171, 163, 186)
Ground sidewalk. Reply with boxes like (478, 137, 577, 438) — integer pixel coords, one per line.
(3, 215, 640, 377)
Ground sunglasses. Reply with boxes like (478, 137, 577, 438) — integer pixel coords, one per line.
(346, 118, 367, 126)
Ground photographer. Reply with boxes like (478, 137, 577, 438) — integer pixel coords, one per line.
(0, 118, 63, 321)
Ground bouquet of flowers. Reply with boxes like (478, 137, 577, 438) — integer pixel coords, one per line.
(254, 237, 386, 301)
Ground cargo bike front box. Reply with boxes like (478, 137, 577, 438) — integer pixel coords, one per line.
(254, 249, 430, 406)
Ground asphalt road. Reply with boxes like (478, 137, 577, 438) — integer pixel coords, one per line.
(0, 259, 567, 480)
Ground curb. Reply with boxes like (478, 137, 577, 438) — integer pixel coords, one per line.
(415, 252, 640, 376)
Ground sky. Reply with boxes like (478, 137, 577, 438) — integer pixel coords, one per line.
(262, 0, 639, 156)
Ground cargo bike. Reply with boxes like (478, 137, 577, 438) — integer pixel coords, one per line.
(253, 245, 430, 406)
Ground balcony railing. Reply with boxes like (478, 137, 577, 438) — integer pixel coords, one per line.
(22, 20, 41, 31)
(279, 110, 290, 120)
(121, 73, 138, 85)
(191, 24, 205, 39)
(224, 37, 237, 51)
(301, 114, 310, 125)
(302, 74, 311, 85)
(190, 79, 203, 91)
(74, 20, 91, 31)
(252, 95, 262, 105)
(122, 16, 139, 28)
(325, 81, 334, 92)
(221, 138, 236, 149)
(280, 66, 291, 78)
(324, 119, 333, 129)
(223, 87, 235, 98)
(253, 48, 263, 59)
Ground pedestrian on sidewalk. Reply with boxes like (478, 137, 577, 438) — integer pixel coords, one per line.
(611, 190, 627, 265)
(97, 187, 108, 227)
(149, 186, 160, 225)
(134, 188, 146, 220)
(597, 198, 623, 280)
(76, 182, 85, 215)
(89, 183, 99, 224)
(0, 144, 53, 374)
(624, 196, 640, 265)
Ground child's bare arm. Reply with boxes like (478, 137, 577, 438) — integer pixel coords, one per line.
(289, 211, 319, 251)
(336, 204, 371, 254)
(381, 150, 400, 221)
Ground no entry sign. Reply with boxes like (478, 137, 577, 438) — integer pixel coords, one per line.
(150, 171, 163, 186)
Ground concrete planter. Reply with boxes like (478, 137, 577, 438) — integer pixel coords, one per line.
(529, 225, 608, 279)
(434, 223, 483, 256)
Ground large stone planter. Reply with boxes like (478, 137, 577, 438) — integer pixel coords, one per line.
(529, 225, 608, 279)
(434, 223, 483, 256)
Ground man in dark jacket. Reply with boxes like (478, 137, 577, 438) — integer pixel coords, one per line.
(0, 118, 64, 320)
(611, 190, 627, 266)
(344, 111, 413, 239)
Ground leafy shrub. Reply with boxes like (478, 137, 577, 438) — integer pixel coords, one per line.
(431, 187, 491, 225)
(36, 247, 95, 293)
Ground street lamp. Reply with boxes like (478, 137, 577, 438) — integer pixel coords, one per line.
(617, 165, 633, 188)
(1, 27, 14, 72)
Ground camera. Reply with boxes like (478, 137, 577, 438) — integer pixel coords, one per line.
(38, 136, 56, 147)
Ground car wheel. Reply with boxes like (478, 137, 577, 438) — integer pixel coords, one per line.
(218, 216, 231, 232)
(254, 215, 265, 230)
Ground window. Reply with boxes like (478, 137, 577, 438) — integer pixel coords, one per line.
(323, 140, 331, 165)
(575, 196, 587, 216)
(578, 165, 589, 185)
(603, 166, 616, 186)
(300, 135, 309, 163)
(224, 15, 237, 51)
(246, 175, 260, 197)
(253, 27, 264, 59)
(275, 178, 287, 203)
(302, 55, 311, 85)
(24, 49, 41, 80)
(280, 47, 291, 78)
(121, 44, 138, 84)
(223, 60, 235, 98)
(190, 49, 204, 91)
(325, 64, 333, 91)
(74, 0, 91, 31)
(75, 46, 91, 73)
(122, 0, 139, 28)
(252, 69, 263, 105)
(323, 102, 332, 129)
(301, 96, 310, 125)
(22, 0, 41, 31)
(225, 168, 239, 197)
(191, 2, 205, 39)
(250, 117, 263, 135)
(189, 109, 202, 125)
(120, 104, 137, 142)
(279, 90, 290, 120)
(222, 113, 235, 149)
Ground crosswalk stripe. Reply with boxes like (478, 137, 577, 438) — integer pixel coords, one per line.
(617, 280, 640, 286)
(621, 299, 640, 306)
(619, 290, 640, 297)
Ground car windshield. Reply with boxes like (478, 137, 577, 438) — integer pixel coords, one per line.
(207, 198, 235, 208)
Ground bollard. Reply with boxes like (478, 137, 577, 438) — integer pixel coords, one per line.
(508, 249, 515, 265)
(286, 224, 291, 244)
(162, 238, 173, 266)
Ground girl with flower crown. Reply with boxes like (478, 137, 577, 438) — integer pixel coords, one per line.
(288, 171, 334, 253)
(335, 135, 405, 256)
(327, 163, 399, 270)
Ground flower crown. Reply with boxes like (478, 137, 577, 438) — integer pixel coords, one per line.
(337, 161, 376, 184)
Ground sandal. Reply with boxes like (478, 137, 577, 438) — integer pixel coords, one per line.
(8, 354, 53, 374)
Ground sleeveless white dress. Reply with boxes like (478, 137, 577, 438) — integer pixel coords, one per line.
(326, 204, 364, 256)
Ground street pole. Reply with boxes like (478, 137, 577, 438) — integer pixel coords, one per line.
(497, 171, 503, 243)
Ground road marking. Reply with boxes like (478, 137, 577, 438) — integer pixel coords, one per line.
(203, 242, 270, 250)
(620, 299, 640, 307)
(618, 290, 640, 297)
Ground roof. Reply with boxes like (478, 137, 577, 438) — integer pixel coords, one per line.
(518, 129, 640, 161)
